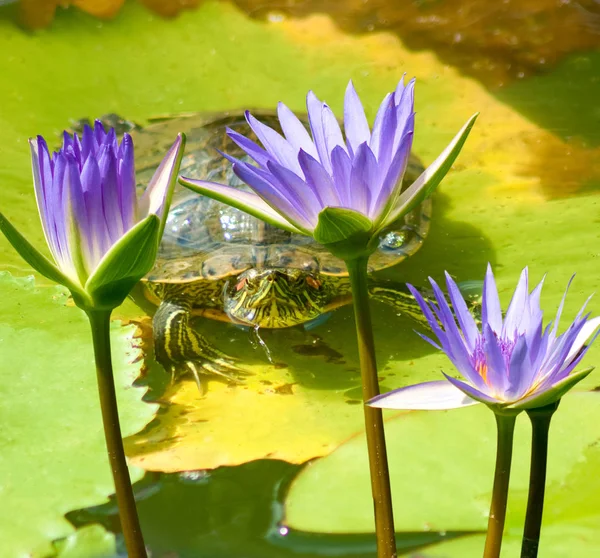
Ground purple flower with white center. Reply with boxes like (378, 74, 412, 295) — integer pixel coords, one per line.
(370, 265, 600, 411)
(0, 121, 185, 310)
(180, 78, 477, 259)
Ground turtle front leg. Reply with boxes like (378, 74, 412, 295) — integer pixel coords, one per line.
(153, 298, 249, 392)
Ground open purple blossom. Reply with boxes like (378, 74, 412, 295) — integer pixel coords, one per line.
(370, 265, 600, 411)
(0, 121, 185, 310)
(180, 78, 477, 255)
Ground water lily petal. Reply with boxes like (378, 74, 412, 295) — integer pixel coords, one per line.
(265, 160, 322, 224)
(62, 153, 89, 284)
(322, 104, 347, 159)
(236, 162, 315, 230)
(227, 128, 273, 169)
(503, 267, 529, 336)
(117, 133, 137, 230)
(482, 263, 503, 333)
(94, 119, 107, 146)
(80, 154, 110, 267)
(549, 274, 576, 343)
(179, 176, 305, 234)
(98, 143, 123, 244)
(245, 111, 302, 176)
(480, 323, 509, 393)
(277, 102, 318, 159)
(393, 74, 407, 103)
(541, 316, 588, 377)
(505, 334, 535, 399)
(50, 152, 72, 273)
(415, 330, 442, 351)
(393, 79, 415, 153)
(368, 92, 393, 159)
(81, 124, 97, 162)
(343, 80, 371, 155)
(444, 271, 479, 352)
(406, 283, 482, 386)
(371, 132, 413, 223)
(427, 280, 484, 391)
(139, 134, 184, 222)
(298, 149, 340, 207)
(348, 142, 377, 216)
(62, 130, 82, 164)
(565, 316, 600, 363)
(373, 95, 397, 173)
(30, 137, 57, 262)
(369, 380, 478, 411)
(442, 373, 499, 405)
(306, 91, 330, 174)
(330, 145, 353, 206)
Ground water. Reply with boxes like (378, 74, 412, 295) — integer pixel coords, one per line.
(0, 1, 599, 557)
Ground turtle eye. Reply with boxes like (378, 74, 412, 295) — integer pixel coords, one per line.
(236, 277, 247, 291)
(306, 276, 321, 290)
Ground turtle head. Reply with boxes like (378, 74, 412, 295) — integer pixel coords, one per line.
(223, 268, 330, 328)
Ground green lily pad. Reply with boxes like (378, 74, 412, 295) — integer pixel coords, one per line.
(284, 393, 600, 554)
(0, 272, 156, 557)
(415, 520, 600, 558)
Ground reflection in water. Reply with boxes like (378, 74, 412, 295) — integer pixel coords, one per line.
(66, 461, 469, 557)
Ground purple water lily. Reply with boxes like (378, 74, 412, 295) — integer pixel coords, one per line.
(180, 78, 477, 243)
(178, 78, 477, 556)
(370, 265, 600, 411)
(31, 122, 182, 286)
(0, 120, 184, 310)
(0, 120, 186, 558)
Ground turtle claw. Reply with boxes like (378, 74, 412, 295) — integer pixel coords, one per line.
(170, 355, 251, 395)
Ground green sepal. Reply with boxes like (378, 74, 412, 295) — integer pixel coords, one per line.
(157, 132, 186, 241)
(376, 112, 479, 235)
(84, 214, 160, 310)
(0, 210, 88, 301)
(508, 367, 594, 410)
(313, 207, 376, 261)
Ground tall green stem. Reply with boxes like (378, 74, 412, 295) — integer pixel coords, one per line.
(87, 310, 147, 558)
(520, 402, 559, 558)
(346, 257, 396, 558)
(484, 412, 518, 558)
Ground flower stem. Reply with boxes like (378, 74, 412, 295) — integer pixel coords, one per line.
(86, 309, 147, 558)
(520, 401, 559, 558)
(484, 412, 518, 558)
(346, 256, 396, 558)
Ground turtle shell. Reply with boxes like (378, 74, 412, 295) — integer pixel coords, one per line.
(132, 111, 432, 282)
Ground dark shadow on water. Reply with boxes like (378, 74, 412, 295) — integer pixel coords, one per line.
(65, 460, 476, 558)
(493, 51, 600, 199)
(496, 51, 600, 148)
(231, 0, 600, 89)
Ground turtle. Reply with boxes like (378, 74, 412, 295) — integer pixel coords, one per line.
(118, 111, 434, 391)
